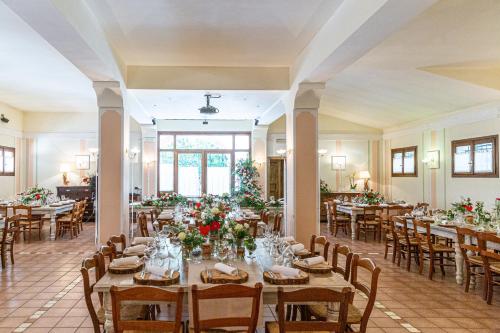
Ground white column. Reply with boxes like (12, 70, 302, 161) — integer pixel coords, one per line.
(251, 125, 269, 199)
(94, 81, 130, 245)
(141, 125, 158, 198)
(285, 83, 325, 245)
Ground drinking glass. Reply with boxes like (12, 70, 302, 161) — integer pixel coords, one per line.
(191, 246, 202, 264)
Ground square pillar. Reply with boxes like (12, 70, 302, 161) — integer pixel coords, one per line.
(251, 125, 268, 199)
(94, 81, 130, 245)
(285, 83, 325, 245)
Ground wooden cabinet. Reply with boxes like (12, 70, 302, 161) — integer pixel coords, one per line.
(320, 192, 361, 221)
(56, 186, 95, 222)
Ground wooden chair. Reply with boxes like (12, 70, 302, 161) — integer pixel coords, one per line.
(138, 212, 149, 237)
(273, 212, 283, 233)
(260, 210, 271, 225)
(308, 255, 381, 333)
(149, 208, 160, 224)
(331, 243, 353, 281)
(81, 255, 105, 333)
(110, 285, 183, 333)
(13, 205, 43, 242)
(269, 287, 351, 333)
(456, 227, 486, 298)
(416, 202, 429, 214)
(356, 206, 383, 242)
(192, 283, 262, 333)
(1, 215, 20, 268)
(107, 234, 127, 258)
(76, 199, 87, 232)
(309, 235, 330, 260)
(477, 232, 500, 304)
(55, 203, 80, 239)
(330, 201, 350, 237)
(394, 217, 419, 272)
(413, 219, 454, 280)
(383, 218, 397, 262)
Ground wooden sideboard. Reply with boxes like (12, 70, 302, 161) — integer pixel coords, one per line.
(56, 186, 95, 222)
(320, 191, 362, 222)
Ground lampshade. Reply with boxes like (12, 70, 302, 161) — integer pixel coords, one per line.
(358, 170, 371, 179)
(59, 164, 71, 173)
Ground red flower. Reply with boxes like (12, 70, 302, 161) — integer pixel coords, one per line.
(35, 194, 41, 200)
(195, 202, 201, 209)
(220, 213, 226, 219)
(464, 205, 473, 212)
(199, 225, 210, 236)
(210, 221, 221, 231)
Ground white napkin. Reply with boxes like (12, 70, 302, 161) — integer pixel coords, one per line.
(271, 265, 300, 277)
(147, 265, 167, 278)
(291, 243, 305, 254)
(110, 256, 139, 268)
(214, 263, 236, 275)
(280, 236, 295, 242)
(132, 237, 154, 245)
(124, 244, 146, 255)
(304, 256, 325, 266)
(159, 214, 173, 219)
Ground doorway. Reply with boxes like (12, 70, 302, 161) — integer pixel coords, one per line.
(268, 157, 285, 199)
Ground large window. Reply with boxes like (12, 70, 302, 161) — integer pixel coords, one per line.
(0, 146, 15, 176)
(391, 146, 417, 177)
(158, 132, 251, 196)
(452, 135, 498, 177)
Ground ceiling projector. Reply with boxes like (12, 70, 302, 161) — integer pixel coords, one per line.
(199, 93, 221, 114)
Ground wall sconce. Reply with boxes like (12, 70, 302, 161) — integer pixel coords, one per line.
(276, 149, 286, 157)
(127, 147, 140, 161)
(89, 148, 99, 160)
(318, 149, 328, 157)
(60, 164, 71, 186)
(358, 170, 371, 191)
(422, 150, 440, 169)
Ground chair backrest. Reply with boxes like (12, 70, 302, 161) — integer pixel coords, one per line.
(362, 206, 382, 222)
(382, 205, 406, 222)
(247, 220, 258, 238)
(13, 205, 32, 220)
(332, 243, 353, 281)
(393, 216, 411, 244)
(416, 202, 429, 213)
(149, 208, 160, 222)
(191, 283, 262, 333)
(309, 234, 330, 260)
(350, 255, 381, 333)
(107, 234, 127, 255)
(1, 215, 20, 243)
(273, 212, 283, 233)
(413, 219, 432, 249)
(477, 232, 500, 266)
(81, 255, 102, 333)
(277, 286, 351, 333)
(456, 227, 480, 260)
(261, 210, 270, 224)
(110, 285, 184, 333)
(138, 212, 149, 237)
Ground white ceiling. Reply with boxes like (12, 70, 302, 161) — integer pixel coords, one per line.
(0, 2, 96, 113)
(321, 0, 500, 129)
(90, 0, 341, 66)
(130, 89, 284, 120)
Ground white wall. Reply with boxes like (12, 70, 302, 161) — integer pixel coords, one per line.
(0, 102, 23, 199)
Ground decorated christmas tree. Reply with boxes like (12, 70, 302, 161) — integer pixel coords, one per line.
(233, 159, 265, 211)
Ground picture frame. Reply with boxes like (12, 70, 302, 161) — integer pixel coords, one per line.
(331, 155, 346, 170)
(75, 155, 90, 170)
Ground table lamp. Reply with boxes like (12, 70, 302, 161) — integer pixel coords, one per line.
(358, 170, 371, 191)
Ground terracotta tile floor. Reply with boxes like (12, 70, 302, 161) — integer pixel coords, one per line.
(1, 223, 499, 333)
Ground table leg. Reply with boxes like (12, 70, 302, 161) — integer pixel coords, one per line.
(351, 213, 356, 240)
(454, 239, 464, 285)
(49, 214, 56, 241)
(103, 292, 114, 332)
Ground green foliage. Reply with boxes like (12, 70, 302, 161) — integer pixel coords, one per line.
(320, 180, 331, 193)
(233, 159, 264, 210)
(19, 186, 52, 205)
(357, 190, 384, 205)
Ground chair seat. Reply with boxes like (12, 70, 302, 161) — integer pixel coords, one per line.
(421, 244, 454, 253)
(491, 263, 500, 274)
(19, 220, 41, 226)
(266, 321, 329, 333)
(360, 221, 379, 226)
(308, 303, 362, 324)
(468, 256, 484, 266)
(399, 238, 419, 246)
(57, 216, 73, 222)
(334, 216, 350, 222)
(189, 328, 244, 333)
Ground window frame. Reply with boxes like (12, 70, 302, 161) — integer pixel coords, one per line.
(451, 135, 498, 178)
(391, 146, 417, 177)
(157, 131, 251, 196)
(0, 146, 15, 176)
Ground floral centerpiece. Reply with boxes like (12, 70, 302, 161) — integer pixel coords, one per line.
(226, 220, 254, 258)
(356, 190, 384, 205)
(178, 229, 204, 257)
(18, 186, 52, 205)
(159, 192, 187, 206)
(320, 179, 331, 193)
(199, 205, 227, 238)
(447, 198, 492, 226)
(233, 159, 265, 211)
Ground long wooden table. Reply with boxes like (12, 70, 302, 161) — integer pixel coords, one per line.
(94, 239, 353, 332)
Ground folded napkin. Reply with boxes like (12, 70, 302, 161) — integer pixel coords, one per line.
(124, 244, 146, 254)
(280, 236, 295, 242)
(132, 237, 154, 245)
(147, 265, 167, 278)
(110, 256, 139, 268)
(303, 256, 325, 266)
(271, 265, 300, 277)
(159, 214, 173, 220)
(290, 243, 305, 254)
(214, 263, 236, 275)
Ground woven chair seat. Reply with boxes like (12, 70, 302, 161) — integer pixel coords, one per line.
(189, 328, 244, 333)
(308, 304, 362, 324)
(334, 216, 350, 222)
(399, 238, 418, 246)
(360, 220, 379, 226)
(266, 321, 329, 333)
(19, 220, 41, 225)
(491, 263, 500, 274)
(421, 244, 454, 253)
(468, 256, 484, 266)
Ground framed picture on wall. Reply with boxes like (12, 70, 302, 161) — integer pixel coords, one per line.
(75, 155, 90, 170)
(331, 155, 346, 170)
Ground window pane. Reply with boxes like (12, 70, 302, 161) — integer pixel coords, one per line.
(403, 150, 415, 174)
(159, 135, 174, 149)
(3, 150, 14, 173)
(454, 145, 472, 173)
(235, 135, 250, 150)
(176, 135, 232, 150)
(392, 152, 403, 174)
(207, 153, 231, 195)
(235, 151, 249, 163)
(474, 142, 493, 173)
(159, 151, 174, 191)
(178, 153, 202, 196)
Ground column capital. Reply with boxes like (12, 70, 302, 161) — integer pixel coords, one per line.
(294, 82, 325, 109)
(93, 81, 123, 108)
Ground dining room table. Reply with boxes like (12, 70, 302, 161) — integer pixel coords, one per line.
(93, 238, 354, 332)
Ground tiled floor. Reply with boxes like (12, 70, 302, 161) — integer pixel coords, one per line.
(1, 223, 499, 333)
